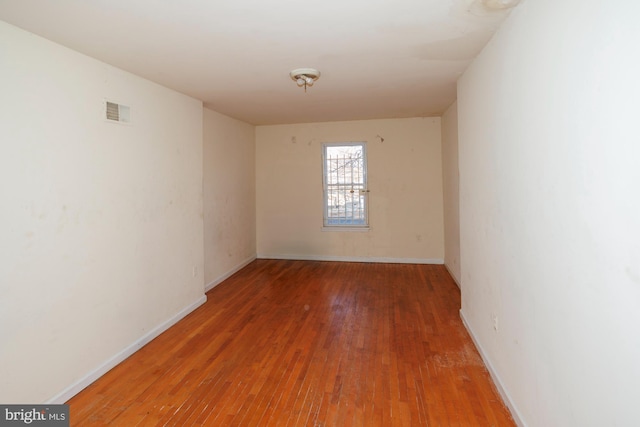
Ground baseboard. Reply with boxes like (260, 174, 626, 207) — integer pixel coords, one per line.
(47, 294, 207, 404)
(460, 309, 526, 427)
(205, 255, 257, 292)
(444, 263, 461, 289)
(257, 253, 444, 265)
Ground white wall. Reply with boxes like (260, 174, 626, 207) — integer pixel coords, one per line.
(203, 108, 256, 289)
(0, 21, 205, 403)
(441, 101, 461, 285)
(256, 118, 444, 263)
(457, 1, 640, 425)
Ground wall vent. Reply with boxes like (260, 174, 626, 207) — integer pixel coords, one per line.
(105, 101, 130, 123)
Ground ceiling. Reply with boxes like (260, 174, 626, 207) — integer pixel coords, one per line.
(0, 0, 515, 125)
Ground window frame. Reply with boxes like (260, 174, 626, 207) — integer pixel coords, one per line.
(321, 142, 370, 231)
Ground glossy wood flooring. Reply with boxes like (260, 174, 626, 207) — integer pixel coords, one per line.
(68, 260, 514, 426)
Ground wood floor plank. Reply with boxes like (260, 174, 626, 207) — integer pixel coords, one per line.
(67, 260, 514, 426)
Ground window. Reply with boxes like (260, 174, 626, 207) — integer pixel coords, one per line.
(322, 143, 369, 229)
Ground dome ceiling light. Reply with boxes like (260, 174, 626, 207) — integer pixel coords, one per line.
(290, 68, 321, 92)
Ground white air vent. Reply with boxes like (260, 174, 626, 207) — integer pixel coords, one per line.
(105, 101, 130, 123)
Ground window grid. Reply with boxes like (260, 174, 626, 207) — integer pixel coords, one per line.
(323, 143, 368, 227)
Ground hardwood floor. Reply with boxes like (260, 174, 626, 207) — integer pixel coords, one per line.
(67, 260, 514, 426)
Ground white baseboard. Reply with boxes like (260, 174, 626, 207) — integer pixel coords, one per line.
(444, 263, 461, 289)
(460, 309, 526, 427)
(257, 253, 444, 265)
(47, 295, 207, 404)
(205, 255, 257, 292)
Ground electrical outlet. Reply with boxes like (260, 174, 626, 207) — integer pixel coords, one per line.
(492, 314, 499, 332)
(192, 266, 198, 278)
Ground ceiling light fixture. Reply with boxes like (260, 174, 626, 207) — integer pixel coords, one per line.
(290, 68, 320, 92)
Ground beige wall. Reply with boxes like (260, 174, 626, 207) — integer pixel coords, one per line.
(203, 108, 256, 289)
(441, 101, 460, 285)
(0, 22, 205, 403)
(256, 118, 444, 263)
(458, 0, 640, 425)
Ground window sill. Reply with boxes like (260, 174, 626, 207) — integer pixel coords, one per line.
(322, 226, 370, 232)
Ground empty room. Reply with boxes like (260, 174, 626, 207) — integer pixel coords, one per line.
(1, 0, 638, 426)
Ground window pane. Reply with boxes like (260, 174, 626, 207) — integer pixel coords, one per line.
(323, 143, 368, 227)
